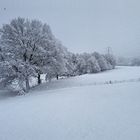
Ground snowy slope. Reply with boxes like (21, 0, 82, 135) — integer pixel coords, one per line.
(0, 66, 140, 140)
(31, 66, 140, 92)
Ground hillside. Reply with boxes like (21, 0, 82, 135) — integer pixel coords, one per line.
(0, 66, 140, 140)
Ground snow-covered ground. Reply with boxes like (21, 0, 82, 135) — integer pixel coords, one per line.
(0, 66, 140, 140)
(31, 66, 140, 92)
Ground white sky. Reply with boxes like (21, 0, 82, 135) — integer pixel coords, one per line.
(0, 0, 140, 57)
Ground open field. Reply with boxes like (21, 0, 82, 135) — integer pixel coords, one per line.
(0, 66, 140, 140)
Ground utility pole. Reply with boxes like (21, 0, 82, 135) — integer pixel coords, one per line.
(107, 46, 112, 55)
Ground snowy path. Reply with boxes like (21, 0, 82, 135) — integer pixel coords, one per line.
(0, 66, 140, 140)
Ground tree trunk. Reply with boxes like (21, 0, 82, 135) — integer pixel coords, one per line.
(37, 73, 41, 84)
(56, 74, 59, 80)
(25, 77, 30, 92)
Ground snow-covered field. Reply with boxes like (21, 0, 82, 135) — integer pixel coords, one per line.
(0, 66, 140, 140)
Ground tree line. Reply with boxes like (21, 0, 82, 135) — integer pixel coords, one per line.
(0, 17, 116, 94)
(117, 57, 140, 66)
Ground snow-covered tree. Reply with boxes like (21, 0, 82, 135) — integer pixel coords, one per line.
(93, 52, 110, 71)
(62, 51, 78, 77)
(104, 54, 116, 69)
(76, 54, 87, 75)
(44, 39, 68, 81)
(0, 17, 55, 92)
(87, 55, 101, 73)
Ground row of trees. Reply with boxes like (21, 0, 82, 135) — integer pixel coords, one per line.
(0, 17, 116, 94)
(74, 52, 116, 75)
(117, 57, 140, 66)
(131, 58, 140, 66)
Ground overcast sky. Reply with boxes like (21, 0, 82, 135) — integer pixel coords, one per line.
(0, 0, 140, 57)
